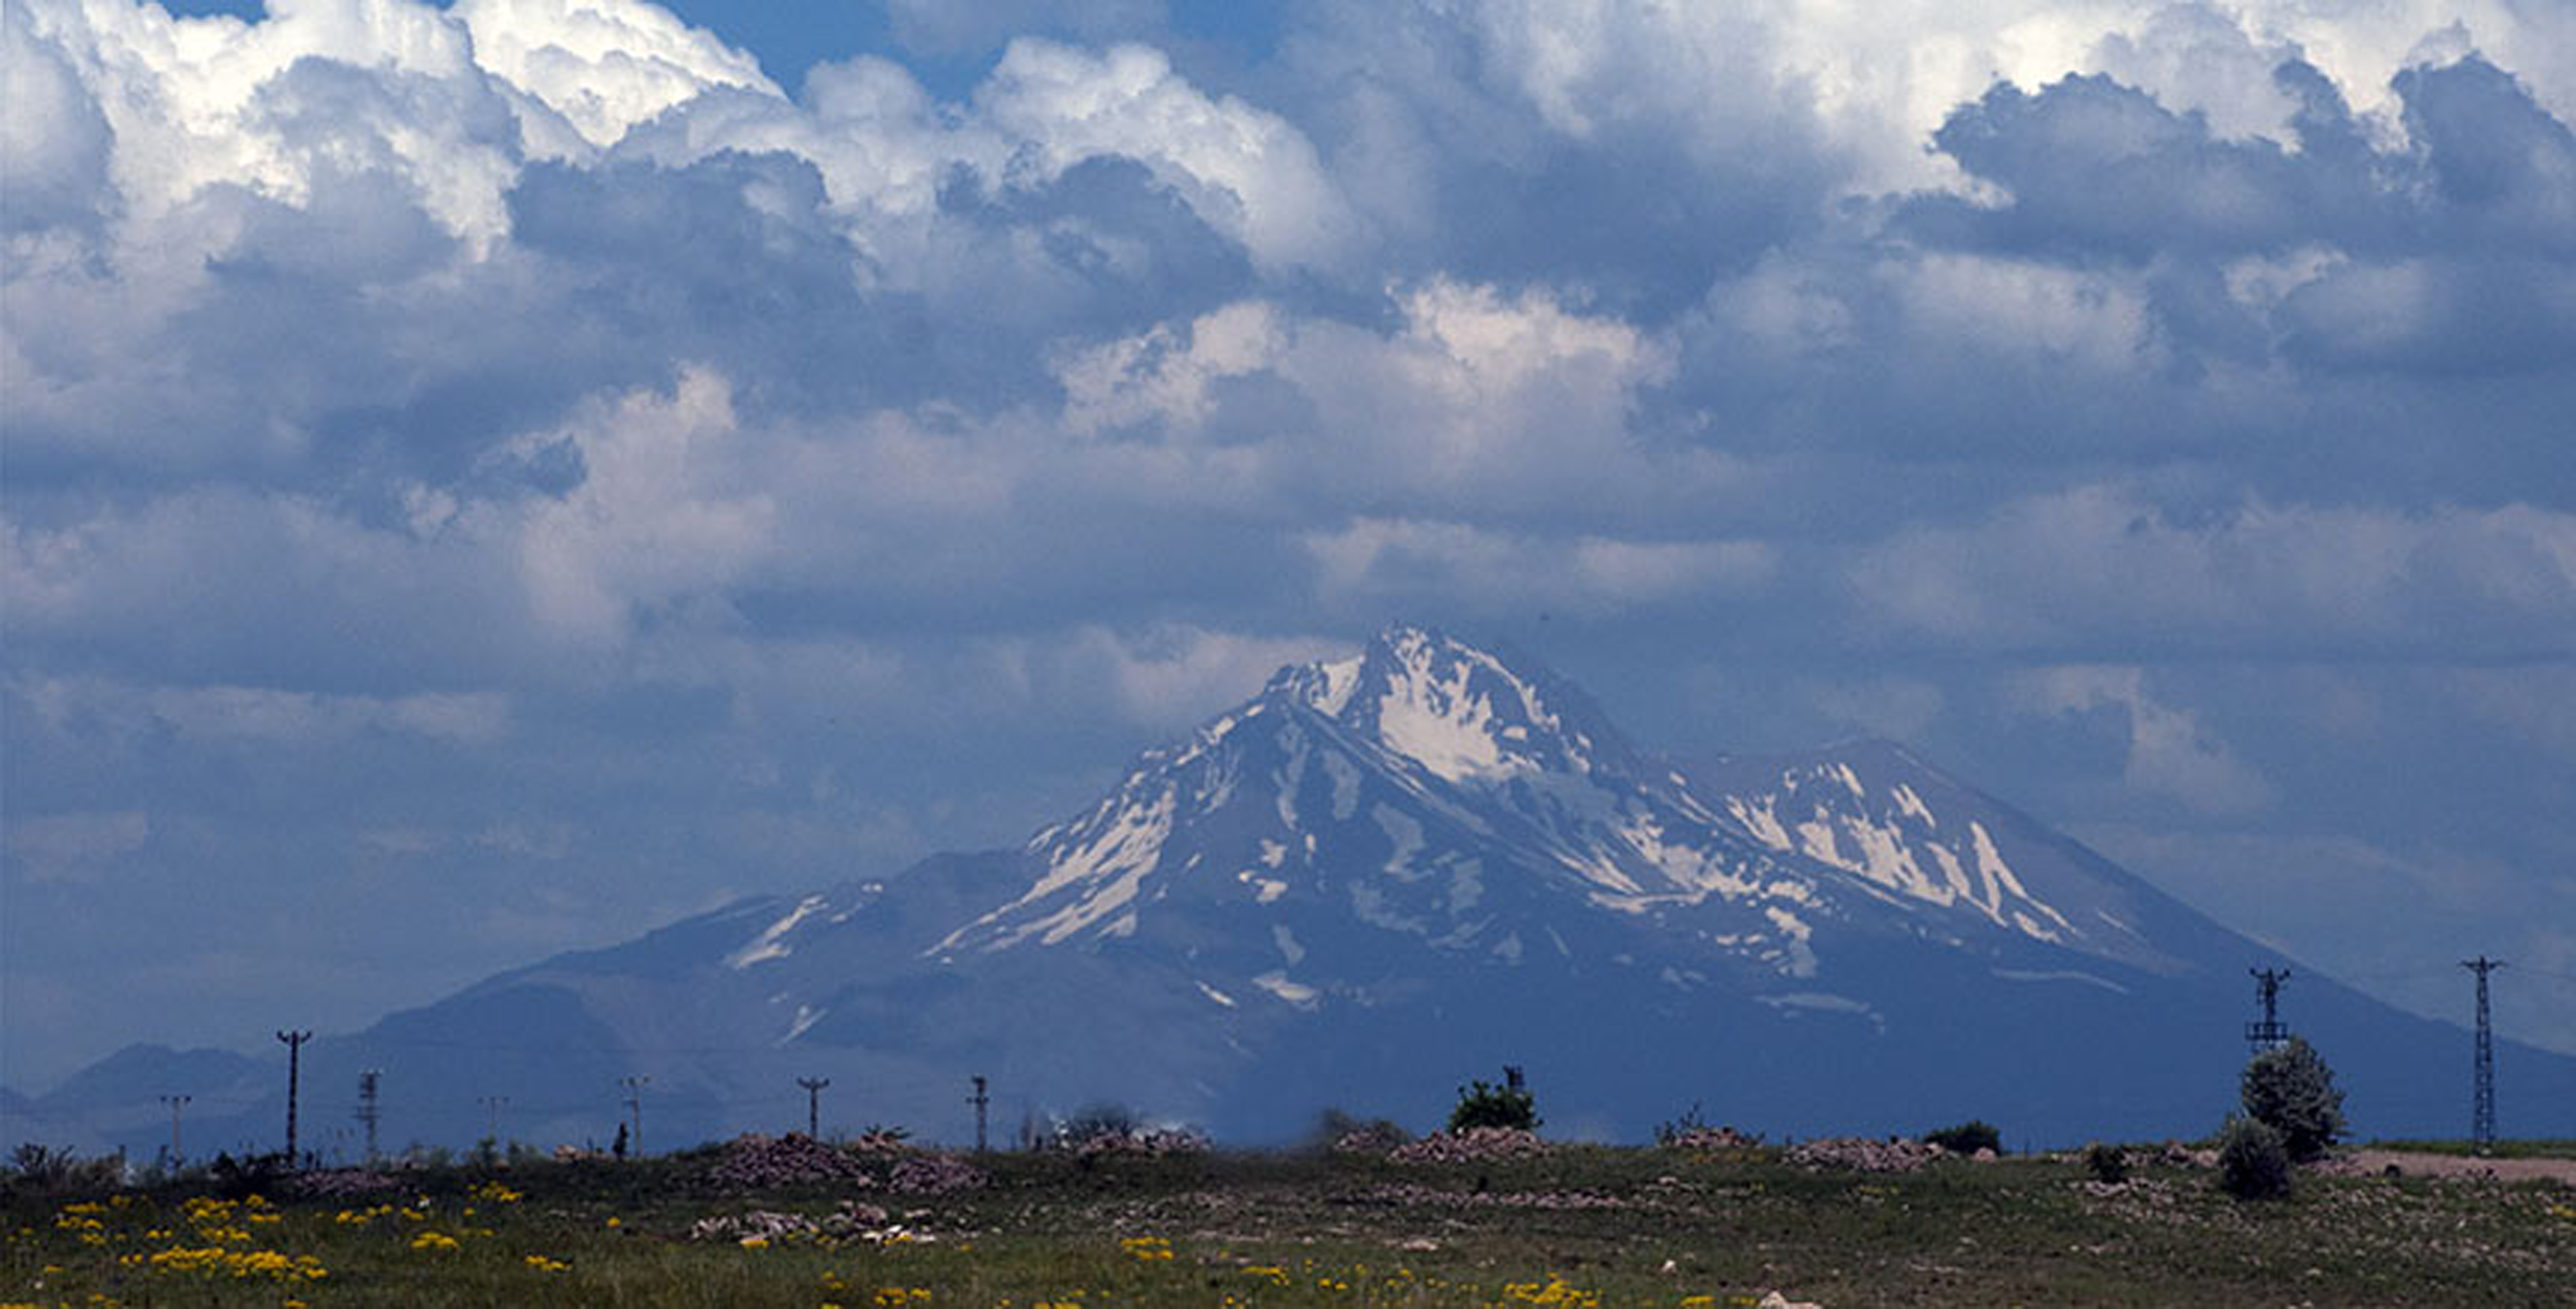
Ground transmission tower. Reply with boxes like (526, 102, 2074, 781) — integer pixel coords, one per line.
(355, 1070, 381, 1163)
(160, 1094, 191, 1164)
(2243, 968, 2291, 1052)
(620, 1076, 650, 1158)
(276, 1030, 312, 1167)
(2464, 956, 2503, 1155)
(968, 1075, 990, 1154)
(479, 1095, 509, 1144)
(796, 1077, 830, 1139)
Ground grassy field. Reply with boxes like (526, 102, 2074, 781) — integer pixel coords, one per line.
(6, 1142, 2572, 1308)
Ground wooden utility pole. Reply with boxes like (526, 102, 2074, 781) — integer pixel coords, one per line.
(276, 1031, 312, 1167)
(796, 1077, 830, 1138)
(160, 1094, 190, 1164)
(968, 1075, 990, 1153)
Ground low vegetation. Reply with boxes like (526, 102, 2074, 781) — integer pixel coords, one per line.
(8, 1130, 2572, 1308)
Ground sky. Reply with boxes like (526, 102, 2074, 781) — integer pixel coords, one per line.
(5, 0, 2574, 1093)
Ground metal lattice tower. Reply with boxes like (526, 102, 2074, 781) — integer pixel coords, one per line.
(2463, 956, 2502, 1155)
(2244, 968, 2291, 1052)
(356, 1070, 381, 1163)
(796, 1077, 831, 1139)
(620, 1076, 650, 1158)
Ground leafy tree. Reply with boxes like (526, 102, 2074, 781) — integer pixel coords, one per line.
(2240, 1036, 2345, 1162)
(1448, 1079, 1539, 1132)
(2218, 1114, 2291, 1199)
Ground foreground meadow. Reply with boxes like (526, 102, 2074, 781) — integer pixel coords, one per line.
(6, 1140, 2572, 1308)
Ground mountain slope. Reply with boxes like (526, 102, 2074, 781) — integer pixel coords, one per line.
(24, 626, 2575, 1154)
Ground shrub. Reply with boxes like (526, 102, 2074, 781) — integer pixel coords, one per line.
(1922, 1120, 2002, 1155)
(2218, 1115, 2291, 1199)
(1448, 1079, 1539, 1133)
(2240, 1036, 2345, 1162)
(2083, 1141, 2129, 1184)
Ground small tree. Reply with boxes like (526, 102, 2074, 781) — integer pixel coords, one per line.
(1922, 1120, 2003, 1155)
(1448, 1079, 1539, 1133)
(2240, 1036, 2344, 1162)
(2083, 1142, 2129, 1184)
(2218, 1115, 2290, 1199)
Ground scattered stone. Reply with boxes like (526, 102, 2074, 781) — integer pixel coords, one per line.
(1660, 1125, 1761, 1152)
(1075, 1126, 1209, 1159)
(706, 1133, 877, 1188)
(887, 1153, 987, 1194)
(688, 1200, 891, 1244)
(1390, 1127, 1551, 1164)
(1786, 1137, 1946, 1174)
(283, 1168, 402, 1198)
(1332, 1121, 1413, 1155)
(1757, 1293, 1823, 1309)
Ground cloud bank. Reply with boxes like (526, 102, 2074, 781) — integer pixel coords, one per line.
(5, 0, 2572, 1080)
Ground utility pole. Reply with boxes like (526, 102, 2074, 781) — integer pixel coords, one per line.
(620, 1076, 650, 1158)
(2244, 968, 2291, 1053)
(2464, 956, 2503, 1155)
(356, 1070, 381, 1163)
(160, 1094, 190, 1164)
(968, 1075, 990, 1154)
(276, 1030, 312, 1167)
(796, 1077, 830, 1139)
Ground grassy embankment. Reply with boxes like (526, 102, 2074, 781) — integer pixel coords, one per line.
(6, 1142, 2572, 1308)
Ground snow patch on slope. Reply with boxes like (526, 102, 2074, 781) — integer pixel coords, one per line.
(729, 895, 826, 969)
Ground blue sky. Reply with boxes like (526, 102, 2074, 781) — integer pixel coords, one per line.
(6, 0, 2574, 1091)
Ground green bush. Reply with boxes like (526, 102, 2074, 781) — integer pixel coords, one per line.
(1922, 1120, 2003, 1155)
(2240, 1036, 2345, 1162)
(2218, 1114, 2291, 1199)
(1448, 1079, 1539, 1133)
(2084, 1141, 2129, 1184)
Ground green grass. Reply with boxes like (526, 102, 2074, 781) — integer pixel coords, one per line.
(6, 1144, 2573, 1307)
(2365, 1138, 2576, 1159)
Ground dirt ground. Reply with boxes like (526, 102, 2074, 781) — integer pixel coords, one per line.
(2320, 1149, 2576, 1184)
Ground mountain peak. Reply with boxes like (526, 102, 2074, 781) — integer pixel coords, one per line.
(1269, 623, 1633, 787)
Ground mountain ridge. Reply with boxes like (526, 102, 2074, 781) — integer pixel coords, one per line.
(11, 624, 2572, 1156)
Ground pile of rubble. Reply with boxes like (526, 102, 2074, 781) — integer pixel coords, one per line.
(1331, 1121, 1414, 1155)
(688, 1200, 890, 1245)
(843, 1129, 914, 1155)
(282, 1168, 404, 1198)
(1388, 1128, 1551, 1164)
(887, 1153, 987, 1194)
(705, 1133, 878, 1188)
(1785, 1137, 1949, 1174)
(1659, 1125, 1761, 1152)
(1073, 1127, 1209, 1159)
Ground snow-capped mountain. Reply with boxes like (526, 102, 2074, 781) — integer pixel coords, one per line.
(23, 626, 2575, 1154)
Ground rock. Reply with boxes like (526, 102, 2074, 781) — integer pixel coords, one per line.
(705, 1133, 877, 1188)
(1389, 1128, 1551, 1164)
(887, 1153, 986, 1194)
(1786, 1137, 1945, 1174)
